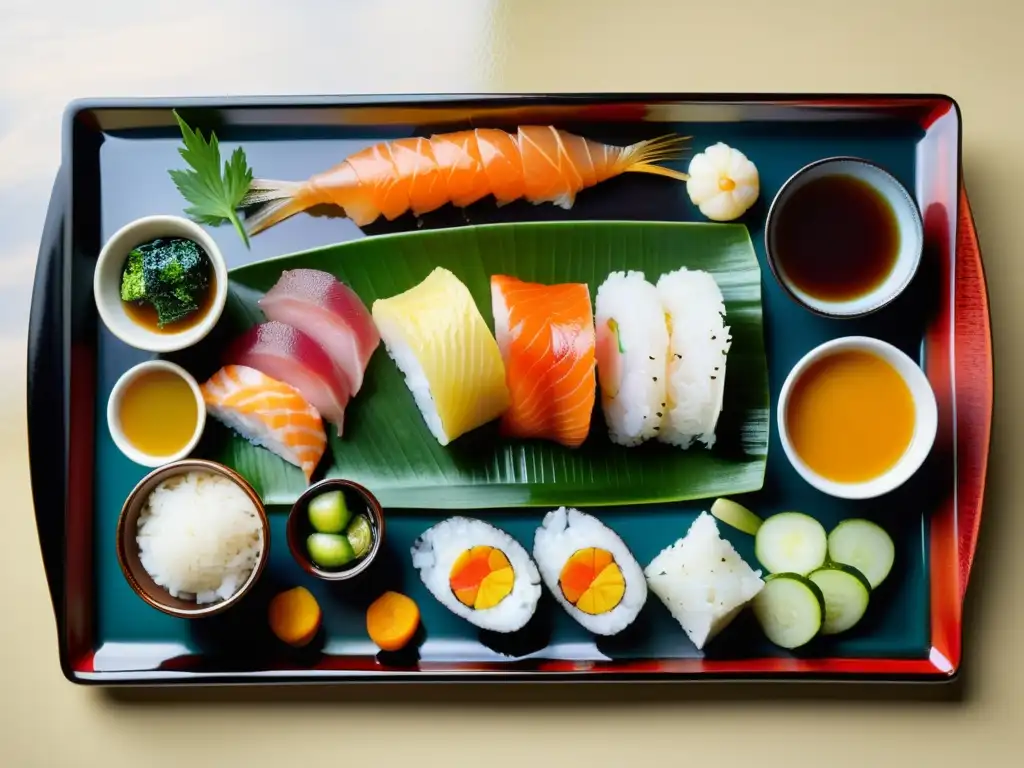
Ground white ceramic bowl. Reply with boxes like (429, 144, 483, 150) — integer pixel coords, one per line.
(106, 360, 207, 468)
(777, 336, 938, 499)
(765, 157, 924, 318)
(93, 215, 228, 353)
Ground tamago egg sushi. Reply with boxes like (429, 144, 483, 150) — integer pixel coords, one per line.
(594, 271, 669, 446)
(533, 507, 647, 635)
(411, 517, 542, 633)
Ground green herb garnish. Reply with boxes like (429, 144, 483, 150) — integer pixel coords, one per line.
(168, 109, 253, 248)
(121, 237, 211, 327)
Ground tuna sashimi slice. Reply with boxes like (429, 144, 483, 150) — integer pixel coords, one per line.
(259, 269, 380, 396)
(224, 321, 350, 435)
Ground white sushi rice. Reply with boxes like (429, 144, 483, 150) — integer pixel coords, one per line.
(411, 517, 542, 633)
(136, 471, 264, 604)
(656, 268, 732, 449)
(644, 512, 764, 650)
(594, 271, 669, 446)
(373, 315, 450, 445)
(533, 507, 648, 636)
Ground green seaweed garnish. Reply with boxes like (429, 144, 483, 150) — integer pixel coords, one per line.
(120, 237, 211, 327)
(120, 249, 146, 302)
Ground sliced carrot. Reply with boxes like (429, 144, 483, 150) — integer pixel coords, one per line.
(366, 591, 421, 652)
(268, 586, 322, 648)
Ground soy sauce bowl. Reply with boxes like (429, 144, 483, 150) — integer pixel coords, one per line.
(286, 479, 386, 582)
(765, 157, 924, 318)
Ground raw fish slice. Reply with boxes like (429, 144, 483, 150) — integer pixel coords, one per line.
(200, 365, 327, 482)
(224, 321, 350, 435)
(259, 269, 380, 396)
(371, 267, 510, 446)
(490, 275, 597, 448)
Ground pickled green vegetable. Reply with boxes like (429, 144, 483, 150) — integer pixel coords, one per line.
(307, 490, 352, 534)
(346, 515, 373, 559)
(307, 533, 355, 569)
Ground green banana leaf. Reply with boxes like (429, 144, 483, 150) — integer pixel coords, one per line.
(210, 221, 769, 508)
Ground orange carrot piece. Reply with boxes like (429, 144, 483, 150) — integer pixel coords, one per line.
(366, 591, 421, 652)
(268, 586, 322, 648)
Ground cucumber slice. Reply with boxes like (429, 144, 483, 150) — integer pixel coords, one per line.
(754, 512, 827, 575)
(827, 519, 895, 589)
(345, 515, 373, 559)
(808, 565, 871, 635)
(753, 573, 825, 649)
(711, 498, 764, 535)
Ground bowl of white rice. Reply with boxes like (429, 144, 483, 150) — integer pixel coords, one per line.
(116, 459, 270, 618)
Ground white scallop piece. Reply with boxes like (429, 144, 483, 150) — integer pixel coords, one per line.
(411, 517, 542, 633)
(533, 506, 648, 636)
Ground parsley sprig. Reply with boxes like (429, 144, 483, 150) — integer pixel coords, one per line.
(168, 109, 253, 248)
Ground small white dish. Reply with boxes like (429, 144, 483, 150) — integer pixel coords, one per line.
(93, 215, 228, 353)
(107, 360, 207, 468)
(777, 336, 938, 500)
(765, 157, 924, 318)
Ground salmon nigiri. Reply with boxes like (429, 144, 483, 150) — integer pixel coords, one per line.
(201, 365, 327, 483)
(490, 275, 597, 448)
(241, 127, 690, 235)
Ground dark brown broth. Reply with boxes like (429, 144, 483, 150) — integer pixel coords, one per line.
(772, 174, 899, 302)
(123, 269, 217, 334)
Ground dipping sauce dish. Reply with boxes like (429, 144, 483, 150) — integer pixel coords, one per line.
(777, 336, 938, 499)
(765, 157, 924, 318)
(107, 359, 207, 468)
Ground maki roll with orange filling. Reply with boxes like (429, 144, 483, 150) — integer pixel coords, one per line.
(411, 517, 542, 633)
(533, 507, 647, 635)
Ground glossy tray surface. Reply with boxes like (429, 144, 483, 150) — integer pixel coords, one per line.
(28, 94, 990, 684)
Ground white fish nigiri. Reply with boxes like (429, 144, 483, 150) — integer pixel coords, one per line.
(372, 267, 510, 446)
(656, 268, 732, 449)
(594, 271, 669, 446)
(200, 365, 327, 483)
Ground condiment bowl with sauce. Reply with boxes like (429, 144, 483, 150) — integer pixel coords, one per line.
(765, 157, 924, 318)
(778, 336, 938, 500)
(107, 359, 207, 468)
(286, 479, 386, 582)
(93, 215, 228, 353)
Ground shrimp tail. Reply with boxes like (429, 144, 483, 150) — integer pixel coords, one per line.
(618, 134, 691, 181)
(241, 179, 311, 236)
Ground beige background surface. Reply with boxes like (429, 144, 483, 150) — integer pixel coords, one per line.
(1, 0, 1021, 764)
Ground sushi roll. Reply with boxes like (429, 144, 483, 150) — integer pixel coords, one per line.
(644, 512, 764, 649)
(372, 267, 511, 446)
(490, 275, 597, 448)
(656, 268, 732, 449)
(200, 365, 327, 483)
(411, 517, 542, 633)
(594, 271, 669, 446)
(533, 507, 647, 636)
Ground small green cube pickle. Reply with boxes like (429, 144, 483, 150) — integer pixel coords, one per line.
(307, 533, 356, 569)
(307, 489, 352, 534)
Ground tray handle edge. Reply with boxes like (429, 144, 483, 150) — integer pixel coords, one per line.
(26, 166, 68, 636)
(955, 183, 993, 603)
